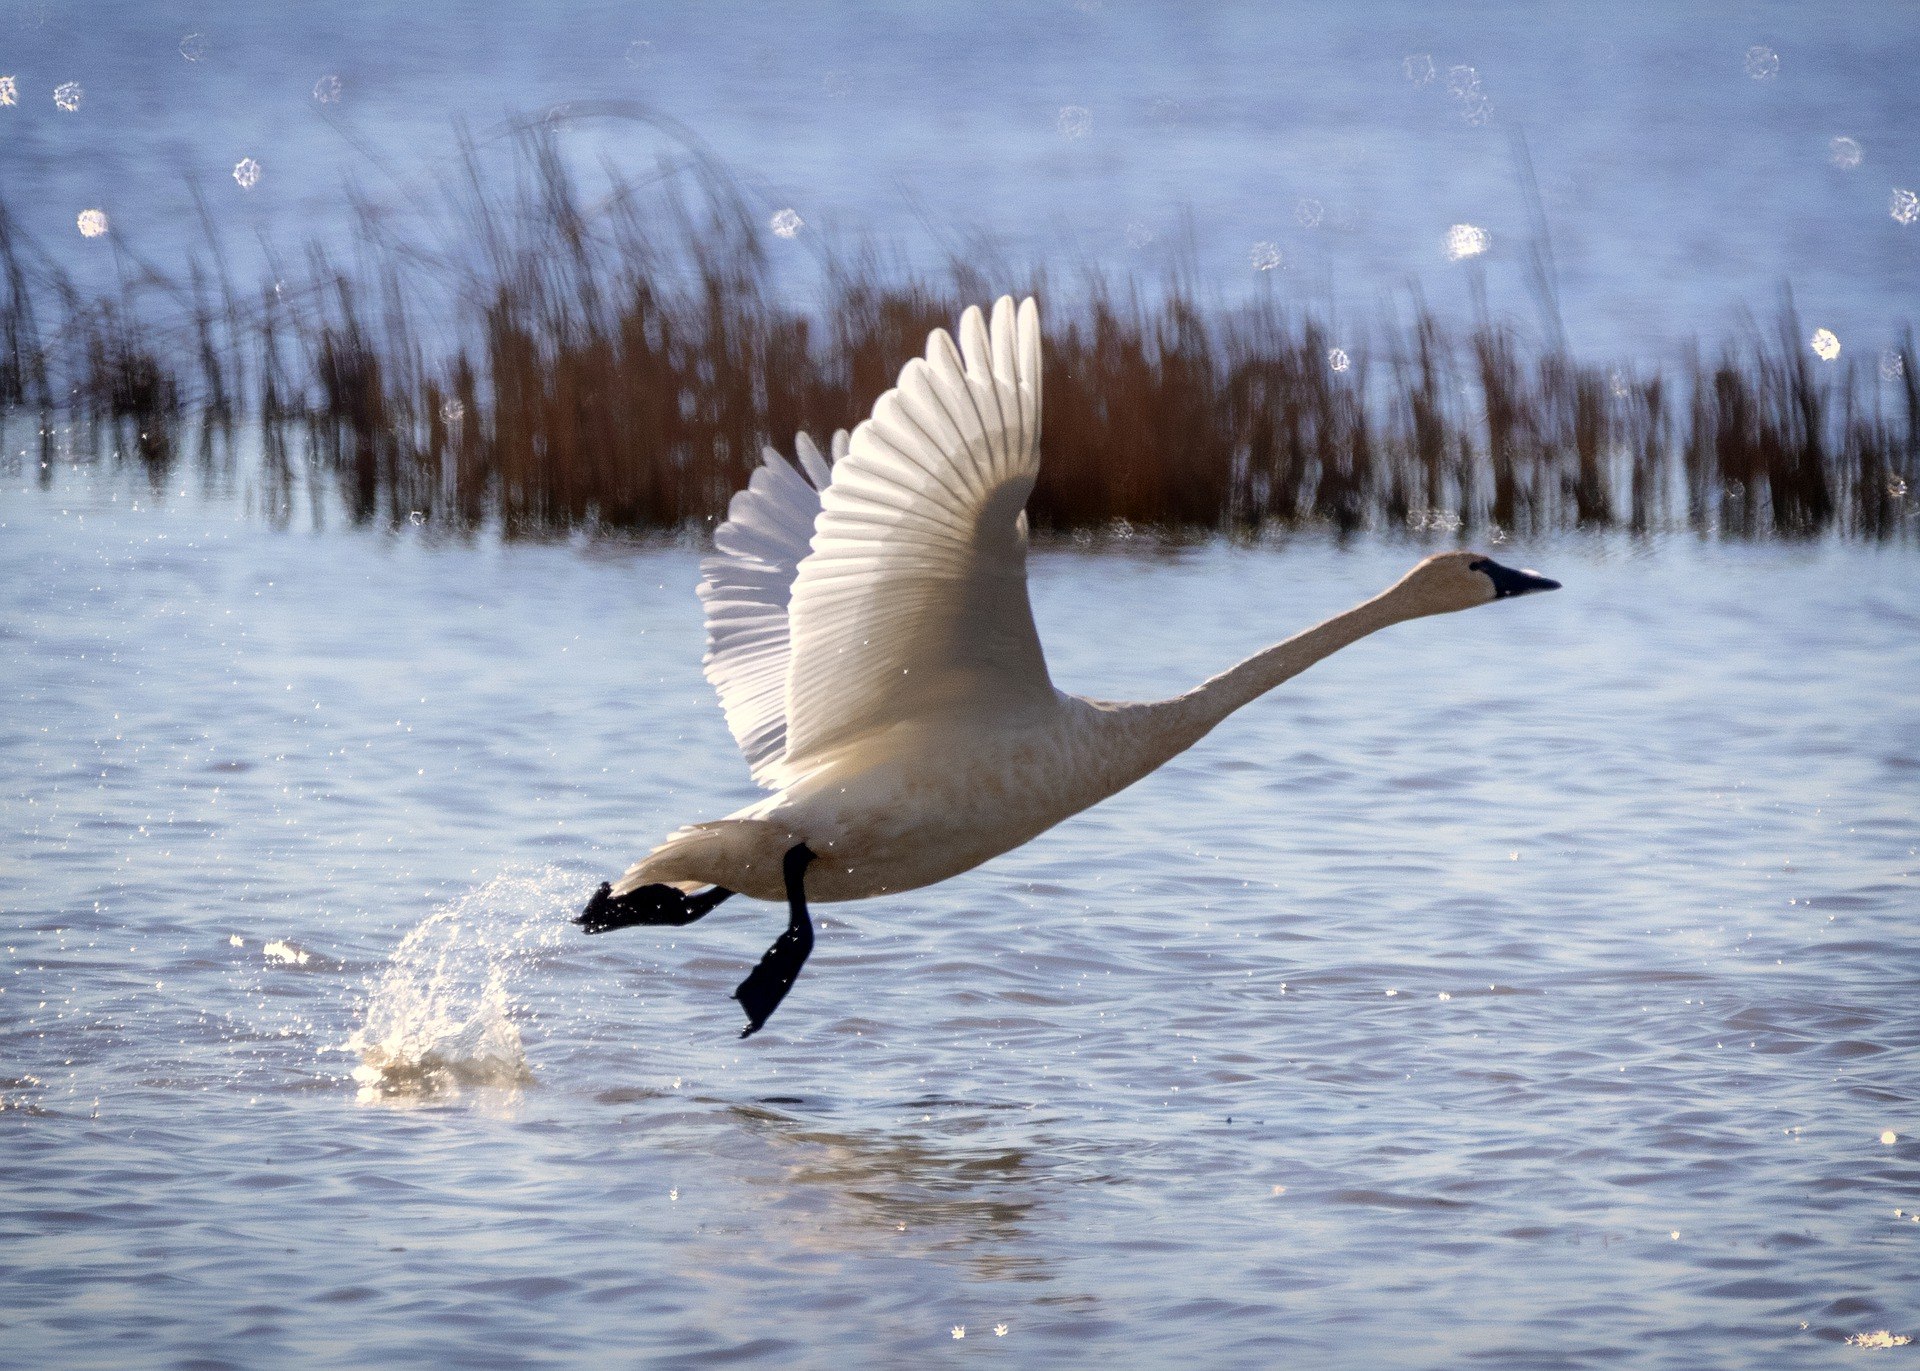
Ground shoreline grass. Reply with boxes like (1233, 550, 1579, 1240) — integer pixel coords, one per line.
(2, 123, 1914, 541)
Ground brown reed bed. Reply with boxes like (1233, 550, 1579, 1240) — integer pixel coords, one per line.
(1, 123, 1913, 541)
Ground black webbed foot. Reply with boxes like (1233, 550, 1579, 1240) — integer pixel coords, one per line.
(576, 881, 732, 934)
(734, 919, 814, 1037)
(733, 844, 816, 1038)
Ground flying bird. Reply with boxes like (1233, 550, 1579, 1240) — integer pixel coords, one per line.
(578, 296, 1559, 1036)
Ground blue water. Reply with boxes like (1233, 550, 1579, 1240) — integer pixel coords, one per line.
(2, 451, 1917, 1367)
(1, 1, 1916, 358)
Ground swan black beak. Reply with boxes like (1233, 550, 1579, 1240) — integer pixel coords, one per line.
(1470, 558, 1561, 599)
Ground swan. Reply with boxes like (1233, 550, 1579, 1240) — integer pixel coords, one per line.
(579, 296, 1559, 1036)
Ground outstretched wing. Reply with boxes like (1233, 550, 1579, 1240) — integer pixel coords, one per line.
(782, 296, 1053, 773)
(698, 430, 844, 788)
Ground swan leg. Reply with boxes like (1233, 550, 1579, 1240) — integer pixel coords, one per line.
(733, 844, 816, 1039)
(575, 881, 733, 935)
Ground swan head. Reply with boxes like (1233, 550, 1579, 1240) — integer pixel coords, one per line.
(1390, 550, 1561, 618)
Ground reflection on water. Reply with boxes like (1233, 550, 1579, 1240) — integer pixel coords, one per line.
(1, 468, 1916, 1366)
(730, 1101, 1050, 1282)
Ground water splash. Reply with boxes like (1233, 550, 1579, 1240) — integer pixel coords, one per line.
(346, 867, 573, 1103)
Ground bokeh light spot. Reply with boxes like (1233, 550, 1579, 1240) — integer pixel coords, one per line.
(1828, 136, 1862, 169)
(53, 81, 83, 112)
(769, 208, 803, 239)
(1809, 328, 1840, 361)
(1743, 45, 1779, 80)
(1891, 188, 1919, 226)
(1249, 241, 1282, 272)
(179, 32, 206, 62)
(1328, 347, 1351, 373)
(76, 209, 108, 238)
(232, 157, 262, 190)
(1445, 223, 1490, 261)
(1402, 54, 1435, 86)
(313, 74, 342, 105)
(1058, 105, 1092, 139)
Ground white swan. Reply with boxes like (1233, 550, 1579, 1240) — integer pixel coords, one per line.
(579, 296, 1559, 1036)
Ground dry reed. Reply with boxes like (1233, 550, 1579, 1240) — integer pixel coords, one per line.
(1, 124, 1912, 541)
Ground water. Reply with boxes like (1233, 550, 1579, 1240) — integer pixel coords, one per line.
(3, 460, 1917, 1367)
(2, 1, 1916, 358)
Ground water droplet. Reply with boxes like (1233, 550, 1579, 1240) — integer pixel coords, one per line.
(1294, 197, 1324, 229)
(179, 32, 206, 62)
(0, 75, 16, 107)
(769, 208, 804, 239)
(1828, 136, 1863, 169)
(232, 157, 262, 190)
(1057, 105, 1092, 139)
(624, 39, 654, 67)
(1327, 347, 1350, 373)
(1743, 45, 1780, 80)
(53, 81, 83, 112)
(1809, 327, 1840, 362)
(76, 209, 108, 238)
(1402, 54, 1435, 86)
(312, 74, 343, 105)
(1249, 241, 1282, 272)
(1891, 188, 1920, 226)
(1445, 223, 1490, 261)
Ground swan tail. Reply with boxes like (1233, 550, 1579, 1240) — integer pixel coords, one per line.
(608, 818, 802, 904)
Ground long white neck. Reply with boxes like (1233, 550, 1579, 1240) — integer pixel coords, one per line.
(1081, 588, 1413, 793)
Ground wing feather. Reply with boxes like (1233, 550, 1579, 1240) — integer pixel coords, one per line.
(781, 297, 1052, 772)
(697, 431, 843, 788)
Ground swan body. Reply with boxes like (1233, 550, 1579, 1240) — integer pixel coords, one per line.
(582, 296, 1560, 1033)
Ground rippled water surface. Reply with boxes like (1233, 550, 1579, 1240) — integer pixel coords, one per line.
(4, 470, 1918, 1368)
(4, 2, 1916, 356)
